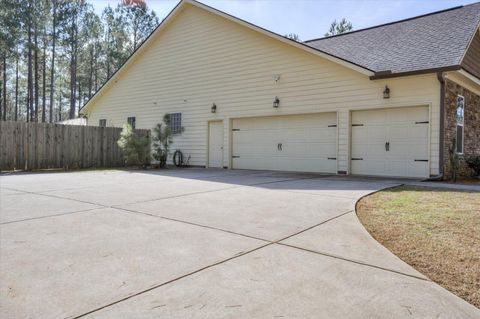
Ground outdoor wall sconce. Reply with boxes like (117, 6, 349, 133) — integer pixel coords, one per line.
(211, 103, 217, 113)
(273, 96, 280, 108)
(383, 86, 390, 99)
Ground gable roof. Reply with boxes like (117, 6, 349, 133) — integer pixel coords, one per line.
(306, 2, 480, 78)
(80, 0, 373, 114)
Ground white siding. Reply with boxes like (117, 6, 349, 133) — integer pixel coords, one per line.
(85, 4, 441, 176)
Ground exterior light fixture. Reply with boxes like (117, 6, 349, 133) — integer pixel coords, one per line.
(211, 103, 217, 113)
(383, 86, 390, 99)
(273, 96, 280, 108)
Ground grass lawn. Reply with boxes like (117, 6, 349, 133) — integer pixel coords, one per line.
(357, 186, 480, 308)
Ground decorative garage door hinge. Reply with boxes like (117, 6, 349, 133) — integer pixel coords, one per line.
(414, 159, 429, 162)
(351, 124, 364, 127)
(232, 155, 240, 158)
(328, 124, 337, 127)
(351, 158, 363, 160)
(415, 121, 429, 124)
(232, 128, 240, 131)
(328, 157, 337, 160)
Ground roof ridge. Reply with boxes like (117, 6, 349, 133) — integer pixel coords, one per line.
(304, 4, 467, 43)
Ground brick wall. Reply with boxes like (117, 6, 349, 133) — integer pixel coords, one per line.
(443, 79, 480, 178)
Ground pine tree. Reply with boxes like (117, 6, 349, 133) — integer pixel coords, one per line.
(0, 0, 160, 121)
(324, 18, 353, 37)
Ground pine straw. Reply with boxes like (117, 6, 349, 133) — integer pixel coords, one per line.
(357, 186, 480, 308)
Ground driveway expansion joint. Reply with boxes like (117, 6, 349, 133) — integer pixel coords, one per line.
(0, 207, 104, 225)
(6, 171, 459, 319)
(70, 242, 274, 319)
(112, 206, 271, 243)
(276, 242, 430, 282)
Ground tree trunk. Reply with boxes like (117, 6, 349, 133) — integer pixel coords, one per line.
(0, 56, 2, 122)
(133, 23, 138, 50)
(69, 9, 77, 119)
(106, 27, 111, 78)
(27, 3, 33, 123)
(77, 82, 81, 117)
(94, 43, 98, 91)
(49, 1, 56, 123)
(88, 46, 93, 98)
(42, 34, 46, 122)
(34, 17, 39, 122)
(2, 54, 6, 121)
(57, 82, 62, 122)
(15, 46, 19, 121)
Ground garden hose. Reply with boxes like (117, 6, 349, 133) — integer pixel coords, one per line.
(173, 150, 184, 167)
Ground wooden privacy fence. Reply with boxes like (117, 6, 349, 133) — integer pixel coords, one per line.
(0, 121, 150, 171)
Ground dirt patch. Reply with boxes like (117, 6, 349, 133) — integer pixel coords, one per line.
(357, 186, 480, 308)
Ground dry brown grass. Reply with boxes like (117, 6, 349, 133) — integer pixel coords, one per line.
(357, 186, 480, 308)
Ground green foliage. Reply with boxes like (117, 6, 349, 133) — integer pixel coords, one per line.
(465, 154, 480, 177)
(151, 114, 174, 168)
(284, 33, 301, 42)
(448, 137, 459, 182)
(119, 1, 159, 50)
(117, 124, 149, 167)
(324, 18, 353, 37)
(0, 0, 159, 122)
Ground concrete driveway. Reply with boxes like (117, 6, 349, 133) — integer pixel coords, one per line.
(1, 169, 478, 319)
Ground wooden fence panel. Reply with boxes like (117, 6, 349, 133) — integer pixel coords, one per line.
(0, 122, 150, 171)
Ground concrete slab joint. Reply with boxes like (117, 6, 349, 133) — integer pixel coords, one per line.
(0, 169, 478, 318)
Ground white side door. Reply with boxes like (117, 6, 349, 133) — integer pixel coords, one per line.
(208, 121, 224, 168)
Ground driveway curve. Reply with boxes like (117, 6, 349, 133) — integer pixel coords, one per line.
(1, 169, 478, 318)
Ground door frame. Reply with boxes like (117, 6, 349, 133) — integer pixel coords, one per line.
(207, 120, 224, 168)
(348, 104, 432, 177)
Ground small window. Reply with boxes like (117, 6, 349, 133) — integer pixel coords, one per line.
(169, 113, 182, 134)
(99, 119, 106, 127)
(456, 95, 464, 154)
(127, 117, 136, 129)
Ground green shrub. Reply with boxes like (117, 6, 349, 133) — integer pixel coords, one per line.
(117, 124, 150, 167)
(152, 114, 176, 168)
(465, 154, 480, 177)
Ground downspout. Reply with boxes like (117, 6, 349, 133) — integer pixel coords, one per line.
(428, 72, 446, 180)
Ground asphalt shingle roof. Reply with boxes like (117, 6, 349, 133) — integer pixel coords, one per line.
(305, 3, 480, 75)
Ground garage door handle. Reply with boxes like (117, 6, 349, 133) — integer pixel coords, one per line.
(278, 143, 283, 151)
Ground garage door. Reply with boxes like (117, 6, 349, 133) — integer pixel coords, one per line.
(351, 106, 429, 178)
(232, 113, 337, 173)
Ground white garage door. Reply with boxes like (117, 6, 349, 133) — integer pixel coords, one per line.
(232, 113, 337, 173)
(351, 106, 430, 178)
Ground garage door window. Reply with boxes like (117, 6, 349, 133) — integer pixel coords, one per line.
(456, 95, 464, 154)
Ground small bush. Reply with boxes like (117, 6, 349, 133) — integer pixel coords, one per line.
(152, 114, 183, 168)
(117, 124, 150, 167)
(151, 120, 171, 168)
(465, 155, 480, 177)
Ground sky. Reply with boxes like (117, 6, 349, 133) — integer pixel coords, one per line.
(91, 0, 478, 41)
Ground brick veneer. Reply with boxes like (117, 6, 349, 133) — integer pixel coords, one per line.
(443, 79, 480, 178)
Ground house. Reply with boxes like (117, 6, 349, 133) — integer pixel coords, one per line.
(58, 118, 87, 126)
(80, 0, 480, 178)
